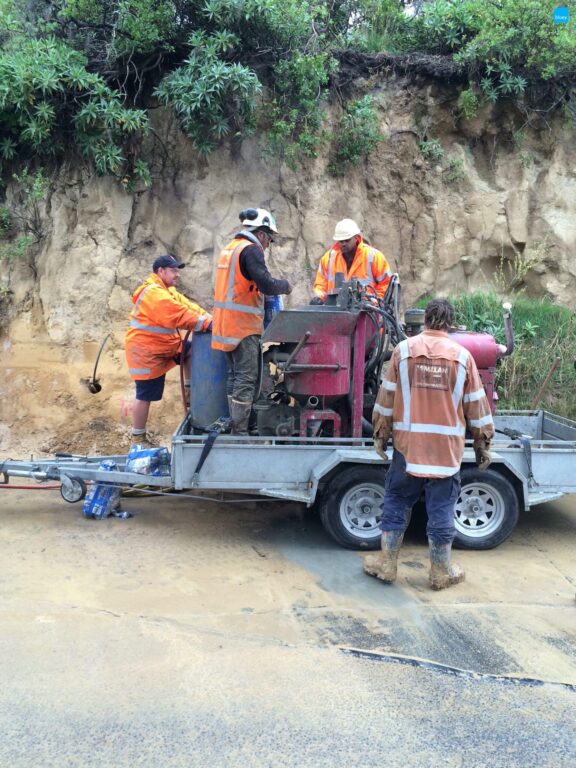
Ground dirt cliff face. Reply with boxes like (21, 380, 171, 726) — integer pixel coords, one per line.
(1, 77, 575, 453)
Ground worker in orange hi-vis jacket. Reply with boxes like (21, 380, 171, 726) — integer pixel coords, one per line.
(212, 208, 292, 436)
(125, 254, 212, 445)
(310, 218, 392, 304)
(365, 298, 495, 591)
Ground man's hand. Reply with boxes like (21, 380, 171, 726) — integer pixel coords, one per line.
(373, 437, 389, 462)
(309, 296, 324, 305)
(474, 440, 492, 471)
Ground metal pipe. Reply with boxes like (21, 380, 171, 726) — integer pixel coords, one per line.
(282, 331, 311, 373)
(500, 302, 515, 358)
(306, 396, 319, 410)
(0, 484, 60, 490)
(282, 364, 343, 372)
(1, 469, 49, 479)
(530, 357, 561, 410)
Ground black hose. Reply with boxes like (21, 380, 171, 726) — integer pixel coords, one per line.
(180, 330, 192, 413)
(364, 309, 384, 377)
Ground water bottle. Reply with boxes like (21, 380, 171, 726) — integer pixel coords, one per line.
(264, 295, 284, 328)
(126, 445, 171, 476)
(82, 460, 121, 520)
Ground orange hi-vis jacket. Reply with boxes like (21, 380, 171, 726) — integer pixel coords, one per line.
(212, 236, 265, 352)
(373, 330, 495, 478)
(312, 237, 392, 300)
(125, 273, 212, 380)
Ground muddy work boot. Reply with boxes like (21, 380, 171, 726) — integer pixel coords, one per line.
(129, 430, 159, 448)
(363, 530, 404, 584)
(428, 539, 465, 591)
(229, 399, 253, 437)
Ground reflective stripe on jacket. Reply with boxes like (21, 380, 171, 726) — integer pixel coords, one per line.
(312, 238, 391, 300)
(212, 235, 265, 352)
(125, 273, 212, 380)
(372, 330, 495, 477)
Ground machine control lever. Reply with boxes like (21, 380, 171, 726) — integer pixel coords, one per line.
(282, 331, 311, 373)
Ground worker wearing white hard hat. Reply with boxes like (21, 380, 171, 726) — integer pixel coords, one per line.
(310, 218, 392, 304)
(212, 207, 292, 435)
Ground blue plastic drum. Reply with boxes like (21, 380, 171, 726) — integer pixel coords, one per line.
(189, 332, 229, 428)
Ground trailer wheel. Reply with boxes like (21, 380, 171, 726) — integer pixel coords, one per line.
(319, 466, 385, 550)
(60, 476, 87, 504)
(453, 469, 519, 550)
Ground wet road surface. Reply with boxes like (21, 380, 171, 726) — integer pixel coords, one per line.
(0, 488, 575, 766)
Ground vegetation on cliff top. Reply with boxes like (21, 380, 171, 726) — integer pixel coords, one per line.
(0, 0, 574, 185)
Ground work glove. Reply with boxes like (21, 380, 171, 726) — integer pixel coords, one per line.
(373, 437, 389, 462)
(309, 296, 325, 305)
(474, 439, 492, 471)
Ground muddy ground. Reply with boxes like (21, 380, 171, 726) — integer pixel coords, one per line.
(1, 485, 575, 767)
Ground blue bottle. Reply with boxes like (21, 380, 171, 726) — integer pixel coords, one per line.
(82, 460, 121, 519)
(126, 445, 171, 476)
(264, 295, 284, 328)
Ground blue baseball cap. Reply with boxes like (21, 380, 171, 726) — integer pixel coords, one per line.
(152, 254, 185, 272)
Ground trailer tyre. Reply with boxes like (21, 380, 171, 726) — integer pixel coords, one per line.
(60, 476, 87, 504)
(453, 468, 519, 550)
(319, 466, 385, 550)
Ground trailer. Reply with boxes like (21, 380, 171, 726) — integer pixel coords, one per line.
(2, 408, 576, 551)
(3, 281, 575, 549)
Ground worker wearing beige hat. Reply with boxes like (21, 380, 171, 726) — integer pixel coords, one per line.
(310, 218, 392, 304)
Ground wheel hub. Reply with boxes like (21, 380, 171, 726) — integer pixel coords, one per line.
(343, 486, 383, 532)
(463, 495, 484, 519)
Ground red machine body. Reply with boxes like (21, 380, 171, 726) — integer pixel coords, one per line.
(449, 330, 506, 413)
(258, 284, 512, 439)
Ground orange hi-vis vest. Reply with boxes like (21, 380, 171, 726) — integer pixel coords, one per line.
(372, 330, 495, 477)
(212, 236, 265, 352)
(312, 238, 391, 300)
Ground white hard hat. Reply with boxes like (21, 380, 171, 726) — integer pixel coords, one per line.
(239, 207, 279, 234)
(333, 218, 361, 241)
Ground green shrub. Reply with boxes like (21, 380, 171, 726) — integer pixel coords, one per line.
(403, 0, 576, 118)
(329, 96, 384, 175)
(154, 31, 261, 157)
(0, 32, 149, 184)
(0, 234, 34, 263)
(420, 138, 444, 161)
(0, 168, 49, 264)
(0, 206, 11, 236)
(264, 52, 335, 165)
(457, 86, 479, 119)
(346, 0, 409, 53)
(443, 156, 467, 183)
(1, 0, 575, 176)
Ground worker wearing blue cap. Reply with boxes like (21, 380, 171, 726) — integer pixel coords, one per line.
(125, 254, 212, 444)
